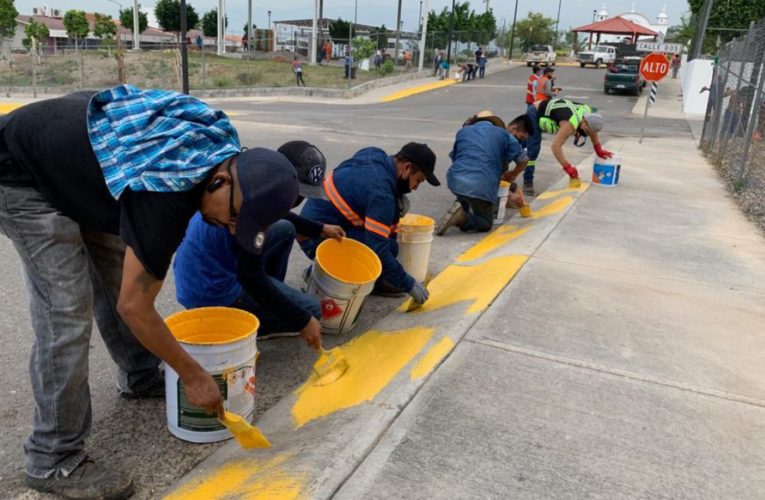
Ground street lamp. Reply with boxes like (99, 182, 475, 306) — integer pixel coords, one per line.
(268, 10, 271, 29)
(553, 0, 561, 50)
(418, 0, 423, 34)
(592, 10, 597, 23)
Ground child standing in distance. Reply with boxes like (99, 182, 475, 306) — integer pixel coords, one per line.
(292, 56, 306, 87)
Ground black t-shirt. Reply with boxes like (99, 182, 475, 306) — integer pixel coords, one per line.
(0, 91, 207, 280)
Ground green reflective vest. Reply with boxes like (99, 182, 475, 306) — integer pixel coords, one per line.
(538, 99, 592, 134)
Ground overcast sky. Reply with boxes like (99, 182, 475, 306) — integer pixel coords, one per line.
(18, 0, 690, 35)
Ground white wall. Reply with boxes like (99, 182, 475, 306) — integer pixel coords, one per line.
(681, 58, 714, 115)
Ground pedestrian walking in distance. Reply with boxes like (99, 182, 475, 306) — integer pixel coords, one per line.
(671, 53, 681, 79)
(292, 56, 306, 87)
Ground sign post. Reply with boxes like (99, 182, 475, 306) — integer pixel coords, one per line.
(638, 52, 670, 144)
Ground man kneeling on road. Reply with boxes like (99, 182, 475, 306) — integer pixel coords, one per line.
(174, 141, 344, 348)
(523, 97, 614, 196)
(299, 143, 440, 307)
(0, 85, 299, 499)
(436, 111, 532, 235)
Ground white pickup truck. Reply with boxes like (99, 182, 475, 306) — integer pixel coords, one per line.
(526, 44, 556, 67)
(577, 45, 617, 68)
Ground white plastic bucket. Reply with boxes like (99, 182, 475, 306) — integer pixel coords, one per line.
(397, 214, 435, 283)
(592, 155, 622, 186)
(494, 181, 511, 224)
(306, 238, 382, 335)
(164, 307, 259, 443)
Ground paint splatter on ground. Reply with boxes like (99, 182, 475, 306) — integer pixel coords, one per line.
(410, 337, 456, 380)
(535, 183, 589, 201)
(164, 455, 305, 500)
(531, 196, 574, 219)
(403, 255, 528, 315)
(457, 226, 531, 263)
(291, 327, 435, 427)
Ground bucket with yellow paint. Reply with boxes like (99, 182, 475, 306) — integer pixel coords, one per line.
(493, 181, 511, 224)
(164, 307, 259, 443)
(397, 214, 434, 283)
(592, 155, 622, 186)
(306, 238, 382, 334)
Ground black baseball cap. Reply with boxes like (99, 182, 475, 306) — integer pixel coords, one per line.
(277, 140, 327, 200)
(396, 142, 440, 186)
(234, 148, 299, 255)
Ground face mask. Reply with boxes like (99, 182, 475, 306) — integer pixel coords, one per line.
(397, 175, 412, 195)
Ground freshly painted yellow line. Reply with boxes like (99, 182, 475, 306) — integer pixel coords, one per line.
(403, 255, 528, 315)
(381, 79, 457, 103)
(457, 225, 531, 263)
(0, 103, 25, 114)
(410, 337, 456, 380)
(530, 196, 574, 219)
(165, 455, 305, 500)
(291, 327, 435, 427)
(536, 182, 589, 200)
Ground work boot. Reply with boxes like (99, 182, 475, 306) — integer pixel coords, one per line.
(372, 279, 406, 298)
(523, 182, 535, 197)
(435, 201, 467, 236)
(26, 459, 134, 500)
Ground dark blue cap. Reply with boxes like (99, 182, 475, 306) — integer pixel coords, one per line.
(235, 148, 299, 254)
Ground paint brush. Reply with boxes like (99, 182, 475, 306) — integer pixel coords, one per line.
(312, 346, 349, 386)
(217, 410, 271, 449)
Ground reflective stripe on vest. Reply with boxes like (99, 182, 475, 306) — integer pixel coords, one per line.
(538, 99, 592, 135)
(323, 172, 363, 227)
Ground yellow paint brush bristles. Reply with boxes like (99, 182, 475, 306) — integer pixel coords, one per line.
(218, 411, 271, 449)
(312, 347, 349, 386)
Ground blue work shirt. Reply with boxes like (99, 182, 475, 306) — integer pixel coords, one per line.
(446, 121, 527, 203)
(300, 147, 414, 293)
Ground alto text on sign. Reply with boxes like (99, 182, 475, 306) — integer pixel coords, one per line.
(640, 52, 670, 82)
(636, 42, 683, 54)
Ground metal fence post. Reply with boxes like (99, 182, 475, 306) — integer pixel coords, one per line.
(737, 25, 765, 182)
(718, 37, 748, 160)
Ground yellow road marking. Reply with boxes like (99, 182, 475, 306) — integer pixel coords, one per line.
(457, 225, 531, 263)
(0, 103, 25, 114)
(531, 196, 574, 219)
(536, 182, 589, 200)
(381, 79, 458, 103)
(410, 337, 456, 380)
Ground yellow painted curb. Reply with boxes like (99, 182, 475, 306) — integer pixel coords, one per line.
(0, 103, 25, 114)
(381, 79, 457, 103)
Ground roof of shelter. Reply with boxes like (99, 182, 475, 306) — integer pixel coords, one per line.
(573, 16, 658, 36)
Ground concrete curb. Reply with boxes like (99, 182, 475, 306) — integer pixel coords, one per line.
(162, 155, 597, 499)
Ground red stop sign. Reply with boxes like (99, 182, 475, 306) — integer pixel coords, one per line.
(640, 52, 670, 81)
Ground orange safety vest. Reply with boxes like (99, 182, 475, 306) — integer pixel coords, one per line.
(535, 75, 551, 102)
(526, 74, 540, 104)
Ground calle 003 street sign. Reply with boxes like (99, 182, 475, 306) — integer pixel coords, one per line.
(640, 52, 670, 82)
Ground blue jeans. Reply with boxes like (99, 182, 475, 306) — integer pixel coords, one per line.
(478, 64, 486, 78)
(457, 195, 494, 232)
(231, 220, 320, 334)
(523, 104, 543, 184)
(0, 185, 160, 479)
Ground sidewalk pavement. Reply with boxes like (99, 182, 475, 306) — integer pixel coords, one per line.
(632, 75, 706, 142)
(164, 130, 765, 498)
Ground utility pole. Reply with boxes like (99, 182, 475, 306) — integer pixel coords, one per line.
(417, 0, 430, 71)
(689, 0, 714, 61)
(508, 0, 518, 61)
(217, 0, 224, 55)
(180, 0, 189, 93)
(554, 0, 562, 50)
(446, 0, 456, 73)
(310, 0, 318, 65)
(247, 0, 252, 52)
(394, 0, 402, 64)
(132, 0, 140, 49)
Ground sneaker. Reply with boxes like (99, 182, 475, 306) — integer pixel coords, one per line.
(523, 182, 535, 197)
(435, 201, 467, 236)
(26, 459, 134, 500)
(372, 279, 406, 298)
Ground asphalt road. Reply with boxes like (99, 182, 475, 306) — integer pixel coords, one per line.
(0, 65, 694, 498)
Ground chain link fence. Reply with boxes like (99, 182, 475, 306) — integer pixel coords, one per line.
(700, 18, 765, 230)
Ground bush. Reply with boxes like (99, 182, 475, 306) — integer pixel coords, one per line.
(213, 76, 233, 87)
(380, 59, 395, 76)
(236, 71, 259, 85)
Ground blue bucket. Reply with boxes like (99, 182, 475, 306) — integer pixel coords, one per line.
(592, 155, 621, 187)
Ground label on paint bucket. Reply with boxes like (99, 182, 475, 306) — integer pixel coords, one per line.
(592, 157, 621, 186)
(176, 363, 254, 432)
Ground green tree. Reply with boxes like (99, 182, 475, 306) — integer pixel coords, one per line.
(203, 10, 228, 38)
(688, 0, 765, 51)
(119, 7, 148, 35)
(515, 11, 556, 51)
(351, 36, 375, 62)
(155, 0, 200, 41)
(329, 18, 354, 43)
(63, 9, 89, 51)
(243, 23, 255, 35)
(93, 13, 117, 39)
(368, 25, 388, 49)
(473, 9, 497, 45)
(0, 0, 18, 58)
(22, 17, 49, 51)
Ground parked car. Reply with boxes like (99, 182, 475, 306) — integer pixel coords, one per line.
(604, 59, 646, 96)
(578, 45, 616, 68)
(526, 44, 556, 67)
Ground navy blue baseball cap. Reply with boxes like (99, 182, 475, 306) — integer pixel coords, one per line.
(235, 148, 299, 255)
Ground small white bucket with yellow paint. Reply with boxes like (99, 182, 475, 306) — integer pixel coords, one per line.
(306, 238, 382, 335)
(494, 181, 511, 224)
(397, 214, 434, 283)
(164, 307, 259, 444)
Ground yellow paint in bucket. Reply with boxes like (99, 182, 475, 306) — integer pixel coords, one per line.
(307, 238, 382, 334)
(164, 307, 259, 443)
(397, 214, 435, 283)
